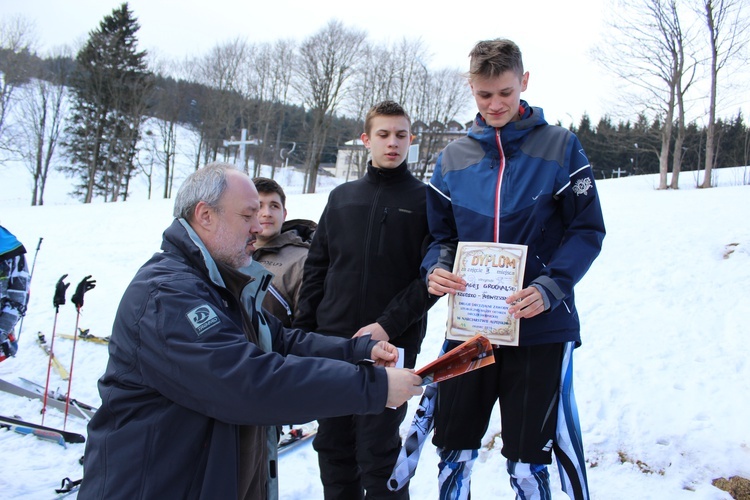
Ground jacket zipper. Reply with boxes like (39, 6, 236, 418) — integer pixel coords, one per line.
(361, 182, 383, 322)
(378, 207, 388, 255)
(494, 130, 506, 243)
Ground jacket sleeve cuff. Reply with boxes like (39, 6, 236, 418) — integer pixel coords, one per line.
(529, 283, 551, 311)
(531, 275, 564, 301)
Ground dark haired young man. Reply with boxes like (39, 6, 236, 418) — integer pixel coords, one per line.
(252, 177, 316, 327)
(295, 101, 435, 499)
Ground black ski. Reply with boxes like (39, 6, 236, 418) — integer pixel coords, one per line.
(0, 378, 96, 420)
(0, 415, 85, 443)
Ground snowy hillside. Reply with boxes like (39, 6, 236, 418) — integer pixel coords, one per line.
(0, 164, 748, 499)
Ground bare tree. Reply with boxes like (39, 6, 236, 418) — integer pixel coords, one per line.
(669, 5, 700, 189)
(0, 15, 36, 153)
(241, 39, 296, 177)
(346, 41, 390, 126)
(347, 38, 432, 122)
(416, 68, 472, 180)
(294, 20, 366, 193)
(193, 37, 249, 168)
(18, 49, 70, 205)
(344, 37, 448, 180)
(698, 0, 750, 188)
(150, 56, 194, 198)
(595, 0, 698, 190)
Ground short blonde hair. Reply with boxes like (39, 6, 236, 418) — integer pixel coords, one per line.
(468, 38, 524, 80)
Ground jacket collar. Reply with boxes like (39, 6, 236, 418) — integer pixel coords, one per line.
(165, 219, 273, 303)
(366, 160, 409, 182)
(253, 219, 316, 255)
(468, 100, 548, 155)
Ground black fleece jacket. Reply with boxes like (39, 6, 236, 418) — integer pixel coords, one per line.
(294, 161, 436, 360)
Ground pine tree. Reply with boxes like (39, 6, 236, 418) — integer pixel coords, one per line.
(63, 3, 152, 202)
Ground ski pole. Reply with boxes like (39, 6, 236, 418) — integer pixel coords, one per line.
(16, 237, 42, 342)
(42, 274, 69, 425)
(63, 276, 95, 428)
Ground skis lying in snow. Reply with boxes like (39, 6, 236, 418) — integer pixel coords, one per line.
(278, 424, 317, 455)
(18, 377, 98, 413)
(2, 422, 66, 447)
(37, 333, 70, 380)
(0, 415, 85, 446)
(59, 328, 110, 345)
(0, 378, 96, 420)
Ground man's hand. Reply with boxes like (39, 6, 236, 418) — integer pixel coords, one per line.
(384, 367, 423, 408)
(353, 322, 389, 341)
(506, 286, 545, 319)
(369, 340, 398, 367)
(427, 268, 466, 297)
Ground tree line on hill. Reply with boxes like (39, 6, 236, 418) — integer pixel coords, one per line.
(572, 111, 748, 184)
(0, 1, 748, 205)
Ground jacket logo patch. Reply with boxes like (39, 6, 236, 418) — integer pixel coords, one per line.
(572, 177, 592, 196)
(186, 304, 220, 336)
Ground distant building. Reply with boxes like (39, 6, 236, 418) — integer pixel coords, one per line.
(334, 138, 368, 180)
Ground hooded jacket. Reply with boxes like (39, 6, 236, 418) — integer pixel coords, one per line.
(423, 103, 605, 346)
(253, 219, 316, 327)
(294, 161, 435, 359)
(79, 219, 388, 500)
(0, 225, 29, 341)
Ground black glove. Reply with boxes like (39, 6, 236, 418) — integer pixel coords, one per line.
(53, 274, 69, 308)
(72, 276, 96, 309)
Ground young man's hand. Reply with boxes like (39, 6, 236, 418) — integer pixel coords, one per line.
(369, 340, 398, 367)
(353, 322, 389, 341)
(384, 367, 423, 408)
(427, 268, 466, 297)
(506, 286, 545, 319)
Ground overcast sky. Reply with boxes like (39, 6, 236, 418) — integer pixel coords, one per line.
(3, 0, 748, 127)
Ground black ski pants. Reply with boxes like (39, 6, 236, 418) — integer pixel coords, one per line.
(314, 403, 409, 499)
(433, 342, 564, 465)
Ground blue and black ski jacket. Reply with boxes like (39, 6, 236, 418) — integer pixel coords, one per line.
(423, 103, 606, 346)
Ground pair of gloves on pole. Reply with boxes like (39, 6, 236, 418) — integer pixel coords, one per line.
(0, 275, 96, 361)
(54, 274, 96, 310)
(0, 274, 96, 361)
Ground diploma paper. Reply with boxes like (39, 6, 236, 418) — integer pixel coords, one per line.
(446, 242, 527, 346)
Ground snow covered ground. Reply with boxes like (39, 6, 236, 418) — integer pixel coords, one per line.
(0, 163, 749, 499)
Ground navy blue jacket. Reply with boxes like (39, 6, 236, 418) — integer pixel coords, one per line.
(80, 219, 388, 499)
(423, 104, 605, 346)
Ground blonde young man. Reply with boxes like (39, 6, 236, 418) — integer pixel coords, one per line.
(295, 101, 435, 499)
(422, 39, 605, 499)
